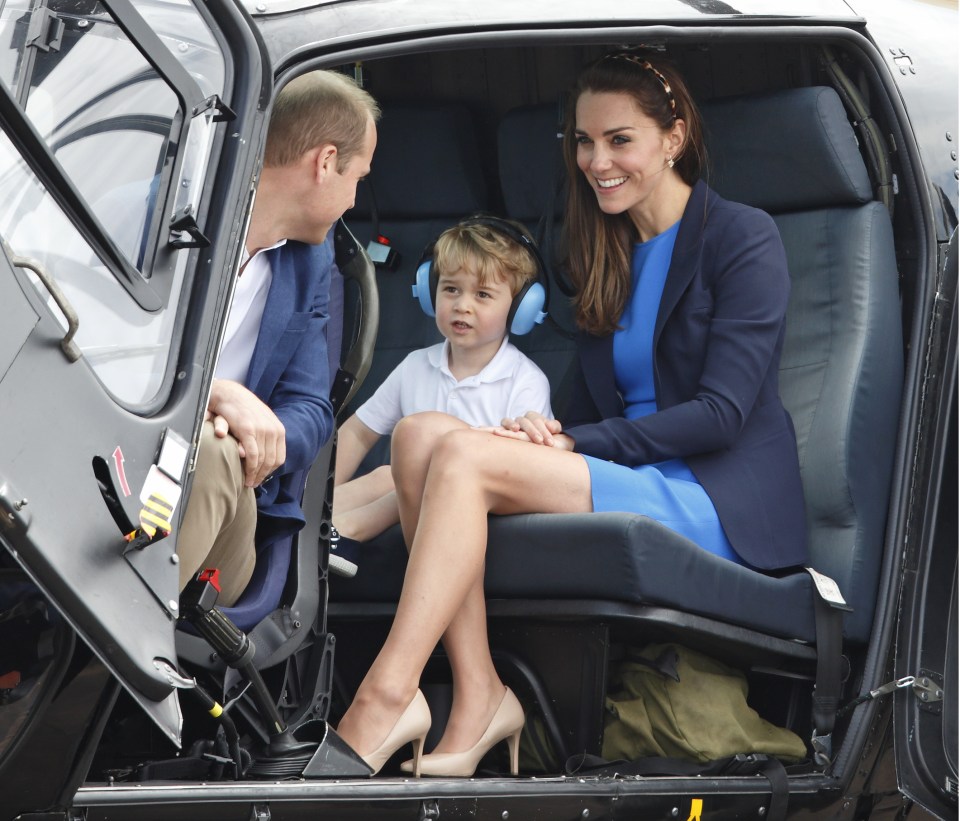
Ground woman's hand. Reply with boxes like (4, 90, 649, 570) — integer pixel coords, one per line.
(494, 412, 574, 450)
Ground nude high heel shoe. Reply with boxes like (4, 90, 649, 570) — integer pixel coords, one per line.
(360, 689, 432, 777)
(400, 687, 525, 777)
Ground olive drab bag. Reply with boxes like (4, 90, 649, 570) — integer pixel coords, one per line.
(601, 643, 807, 764)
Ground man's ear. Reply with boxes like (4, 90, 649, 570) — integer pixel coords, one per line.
(313, 143, 339, 182)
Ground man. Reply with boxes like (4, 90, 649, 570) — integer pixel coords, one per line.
(176, 70, 380, 605)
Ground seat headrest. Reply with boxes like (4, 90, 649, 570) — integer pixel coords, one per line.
(352, 105, 487, 220)
(498, 104, 565, 222)
(701, 86, 873, 212)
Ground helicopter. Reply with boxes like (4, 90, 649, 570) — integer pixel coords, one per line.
(0, 0, 955, 818)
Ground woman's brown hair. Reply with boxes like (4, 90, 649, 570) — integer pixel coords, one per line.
(561, 52, 706, 335)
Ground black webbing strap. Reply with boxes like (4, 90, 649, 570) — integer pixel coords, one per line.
(565, 753, 790, 821)
(810, 590, 846, 767)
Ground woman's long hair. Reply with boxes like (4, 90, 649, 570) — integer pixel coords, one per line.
(561, 52, 706, 335)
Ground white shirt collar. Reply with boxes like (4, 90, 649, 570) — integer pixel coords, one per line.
(429, 336, 520, 385)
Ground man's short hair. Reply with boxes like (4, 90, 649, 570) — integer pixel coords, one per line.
(264, 70, 381, 171)
(434, 220, 538, 298)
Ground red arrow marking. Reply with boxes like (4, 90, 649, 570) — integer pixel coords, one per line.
(113, 446, 132, 497)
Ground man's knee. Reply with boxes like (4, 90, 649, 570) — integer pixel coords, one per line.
(193, 421, 245, 496)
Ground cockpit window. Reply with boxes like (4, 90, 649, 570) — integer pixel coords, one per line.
(0, 0, 226, 406)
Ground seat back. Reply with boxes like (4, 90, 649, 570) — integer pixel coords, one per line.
(496, 103, 577, 394)
(702, 87, 904, 641)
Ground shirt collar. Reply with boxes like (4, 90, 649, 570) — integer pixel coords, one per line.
(430, 336, 519, 384)
(241, 238, 287, 269)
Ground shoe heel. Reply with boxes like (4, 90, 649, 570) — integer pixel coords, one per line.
(410, 733, 426, 778)
(506, 725, 522, 776)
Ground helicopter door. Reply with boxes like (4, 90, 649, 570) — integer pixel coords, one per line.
(0, 0, 267, 744)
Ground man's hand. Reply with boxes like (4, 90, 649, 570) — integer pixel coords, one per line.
(207, 379, 286, 487)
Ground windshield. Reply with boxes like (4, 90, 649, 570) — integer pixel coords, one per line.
(0, 0, 225, 405)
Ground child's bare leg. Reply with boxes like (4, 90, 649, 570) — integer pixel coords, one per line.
(334, 464, 394, 513)
(334, 490, 401, 542)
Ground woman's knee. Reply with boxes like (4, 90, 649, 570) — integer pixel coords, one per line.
(428, 428, 491, 481)
(391, 412, 468, 471)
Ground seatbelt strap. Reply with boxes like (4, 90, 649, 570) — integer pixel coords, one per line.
(805, 567, 852, 767)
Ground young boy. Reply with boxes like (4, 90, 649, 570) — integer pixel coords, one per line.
(329, 218, 553, 576)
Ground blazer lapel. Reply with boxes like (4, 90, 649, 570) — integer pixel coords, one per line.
(246, 244, 296, 395)
(654, 179, 710, 346)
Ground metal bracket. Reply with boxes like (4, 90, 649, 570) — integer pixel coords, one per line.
(0, 480, 32, 536)
(152, 659, 196, 690)
(25, 7, 64, 53)
(250, 805, 271, 821)
(914, 669, 944, 714)
(419, 799, 440, 821)
(168, 95, 234, 250)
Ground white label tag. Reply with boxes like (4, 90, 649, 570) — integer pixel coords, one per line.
(157, 428, 189, 483)
(805, 567, 848, 607)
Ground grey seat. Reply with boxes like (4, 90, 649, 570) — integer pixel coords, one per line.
(496, 103, 578, 392)
(329, 86, 903, 759)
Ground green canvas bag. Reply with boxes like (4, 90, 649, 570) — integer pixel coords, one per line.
(601, 643, 807, 764)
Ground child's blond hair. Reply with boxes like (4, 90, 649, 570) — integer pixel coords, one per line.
(433, 220, 538, 297)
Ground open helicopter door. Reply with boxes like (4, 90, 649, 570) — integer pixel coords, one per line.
(892, 228, 958, 819)
(0, 0, 267, 745)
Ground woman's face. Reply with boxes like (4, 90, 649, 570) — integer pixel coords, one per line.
(574, 90, 680, 219)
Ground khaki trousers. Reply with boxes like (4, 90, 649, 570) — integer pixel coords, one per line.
(176, 422, 257, 606)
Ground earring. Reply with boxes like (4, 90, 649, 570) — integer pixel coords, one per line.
(667, 157, 675, 168)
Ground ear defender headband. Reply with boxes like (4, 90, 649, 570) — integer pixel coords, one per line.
(411, 216, 549, 336)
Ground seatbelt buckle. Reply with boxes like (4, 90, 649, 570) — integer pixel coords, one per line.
(179, 567, 221, 616)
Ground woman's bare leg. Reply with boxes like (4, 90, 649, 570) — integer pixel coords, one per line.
(391, 412, 472, 544)
(336, 426, 592, 758)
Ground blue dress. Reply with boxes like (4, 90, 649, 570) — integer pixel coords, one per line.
(581, 222, 742, 564)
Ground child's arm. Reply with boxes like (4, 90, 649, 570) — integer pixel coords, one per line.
(334, 415, 382, 485)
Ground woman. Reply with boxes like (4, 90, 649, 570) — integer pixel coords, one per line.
(336, 51, 807, 777)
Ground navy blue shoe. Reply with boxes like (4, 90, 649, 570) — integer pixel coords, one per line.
(328, 526, 360, 578)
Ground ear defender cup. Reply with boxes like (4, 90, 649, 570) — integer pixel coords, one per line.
(412, 257, 437, 317)
(411, 215, 550, 334)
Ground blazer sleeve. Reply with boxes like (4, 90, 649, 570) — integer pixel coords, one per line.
(566, 205, 790, 465)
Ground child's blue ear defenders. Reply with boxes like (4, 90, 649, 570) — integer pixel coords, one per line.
(411, 215, 549, 336)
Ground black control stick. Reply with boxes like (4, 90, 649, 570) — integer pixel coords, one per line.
(179, 569, 315, 757)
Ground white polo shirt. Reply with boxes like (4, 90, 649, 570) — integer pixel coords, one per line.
(355, 337, 553, 435)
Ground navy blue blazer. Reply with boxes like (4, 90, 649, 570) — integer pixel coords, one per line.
(246, 240, 336, 549)
(563, 181, 807, 570)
